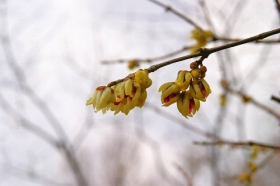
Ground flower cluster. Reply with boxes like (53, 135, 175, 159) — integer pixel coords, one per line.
(86, 69, 152, 115)
(238, 145, 261, 185)
(158, 62, 211, 118)
(190, 28, 213, 54)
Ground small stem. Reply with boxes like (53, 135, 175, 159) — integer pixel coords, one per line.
(102, 45, 192, 65)
(271, 95, 280, 103)
(223, 85, 280, 120)
(148, 0, 203, 30)
(194, 140, 280, 150)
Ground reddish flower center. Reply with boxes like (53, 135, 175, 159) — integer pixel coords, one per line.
(199, 82, 207, 98)
(132, 85, 137, 96)
(114, 102, 120, 106)
(189, 98, 195, 113)
(164, 93, 177, 103)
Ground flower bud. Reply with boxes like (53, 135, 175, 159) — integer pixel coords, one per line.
(190, 62, 198, 69)
(159, 82, 180, 106)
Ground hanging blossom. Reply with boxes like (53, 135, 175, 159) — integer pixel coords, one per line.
(86, 69, 152, 115)
(190, 28, 213, 54)
(158, 62, 211, 118)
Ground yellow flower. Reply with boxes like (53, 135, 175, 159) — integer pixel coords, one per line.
(86, 69, 152, 115)
(238, 172, 251, 184)
(220, 94, 227, 107)
(127, 59, 139, 70)
(241, 95, 253, 104)
(137, 89, 147, 108)
(191, 69, 201, 79)
(248, 161, 258, 173)
(158, 82, 180, 106)
(189, 79, 211, 102)
(110, 80, 141, 115)
(114, 81, 126, 101)
(134, 69, 152, 88)
(190, 28, 213, 54)
(175, 70, 192, 90)
(250, 145, 259, 159)
(86, 86, 115, 113)
(177, 91, 200, 118)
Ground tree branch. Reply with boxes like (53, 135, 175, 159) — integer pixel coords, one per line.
(0, 2, 89, 185)
(0, 93, 60, 148)
(222, 84, 280, 120)
(271, 95, 280, 103)
(102, 45, 192, 65)
(193, 140, 280, 150)
(107, 27, 280, 87)
(148, 0, 203, 30)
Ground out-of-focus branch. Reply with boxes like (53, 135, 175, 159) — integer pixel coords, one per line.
(0, 35, 70, 144)
(271, 95, 280, 103)
(145, 103, 221, 140)
(0, 92, 88, 186)
(193, 140, 280, 150)
(275, 0, 280, 13)
(0, 93, 60, 148)
(2, 163, 71, 186)
(0, 2, 89, 185)
(107, 27, 280, 87)
(102, 45, 192, 65)
(62, 147, 88, 186)
(222, 83, 280, 120)
(173, 163, 193, 186)
(148, 0, 203, 30)
(220, 151, 275, 183)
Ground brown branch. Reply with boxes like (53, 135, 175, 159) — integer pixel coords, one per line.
(148, 0, 203, 30)
(193, 140, 280, 150)
(102, 35, 280, 67)
(214, 36, 280, 43)
(275, 0, 280, 13)
(107, 27, 280, 87)
(271, 95, 280, 103)
(173, 163, 193, 186)
(102, 45, 192, 65)
(222, 84, 280, 120)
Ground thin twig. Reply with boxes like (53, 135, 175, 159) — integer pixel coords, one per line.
(271, 95, 280, 103)
(0, 93, 60, 148)
(173, 163, 193, 186)
(145, 103, 221, 140)
(220, 152, 276, 183)
(102, 45, 192, 65)
(0, 2, 89, 185)
(193, 140, 280, 150)
(275, 0, 280, 13)
(2, 163, 71, 186)
(102, 36, 280, 66)
(223, 84, 280, 120)
(0, 35, 70, 144)
(107, 27, 280, 87)
(148, 0, 203, 30)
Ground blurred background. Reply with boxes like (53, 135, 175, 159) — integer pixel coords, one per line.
(0, 0, 280, 185)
